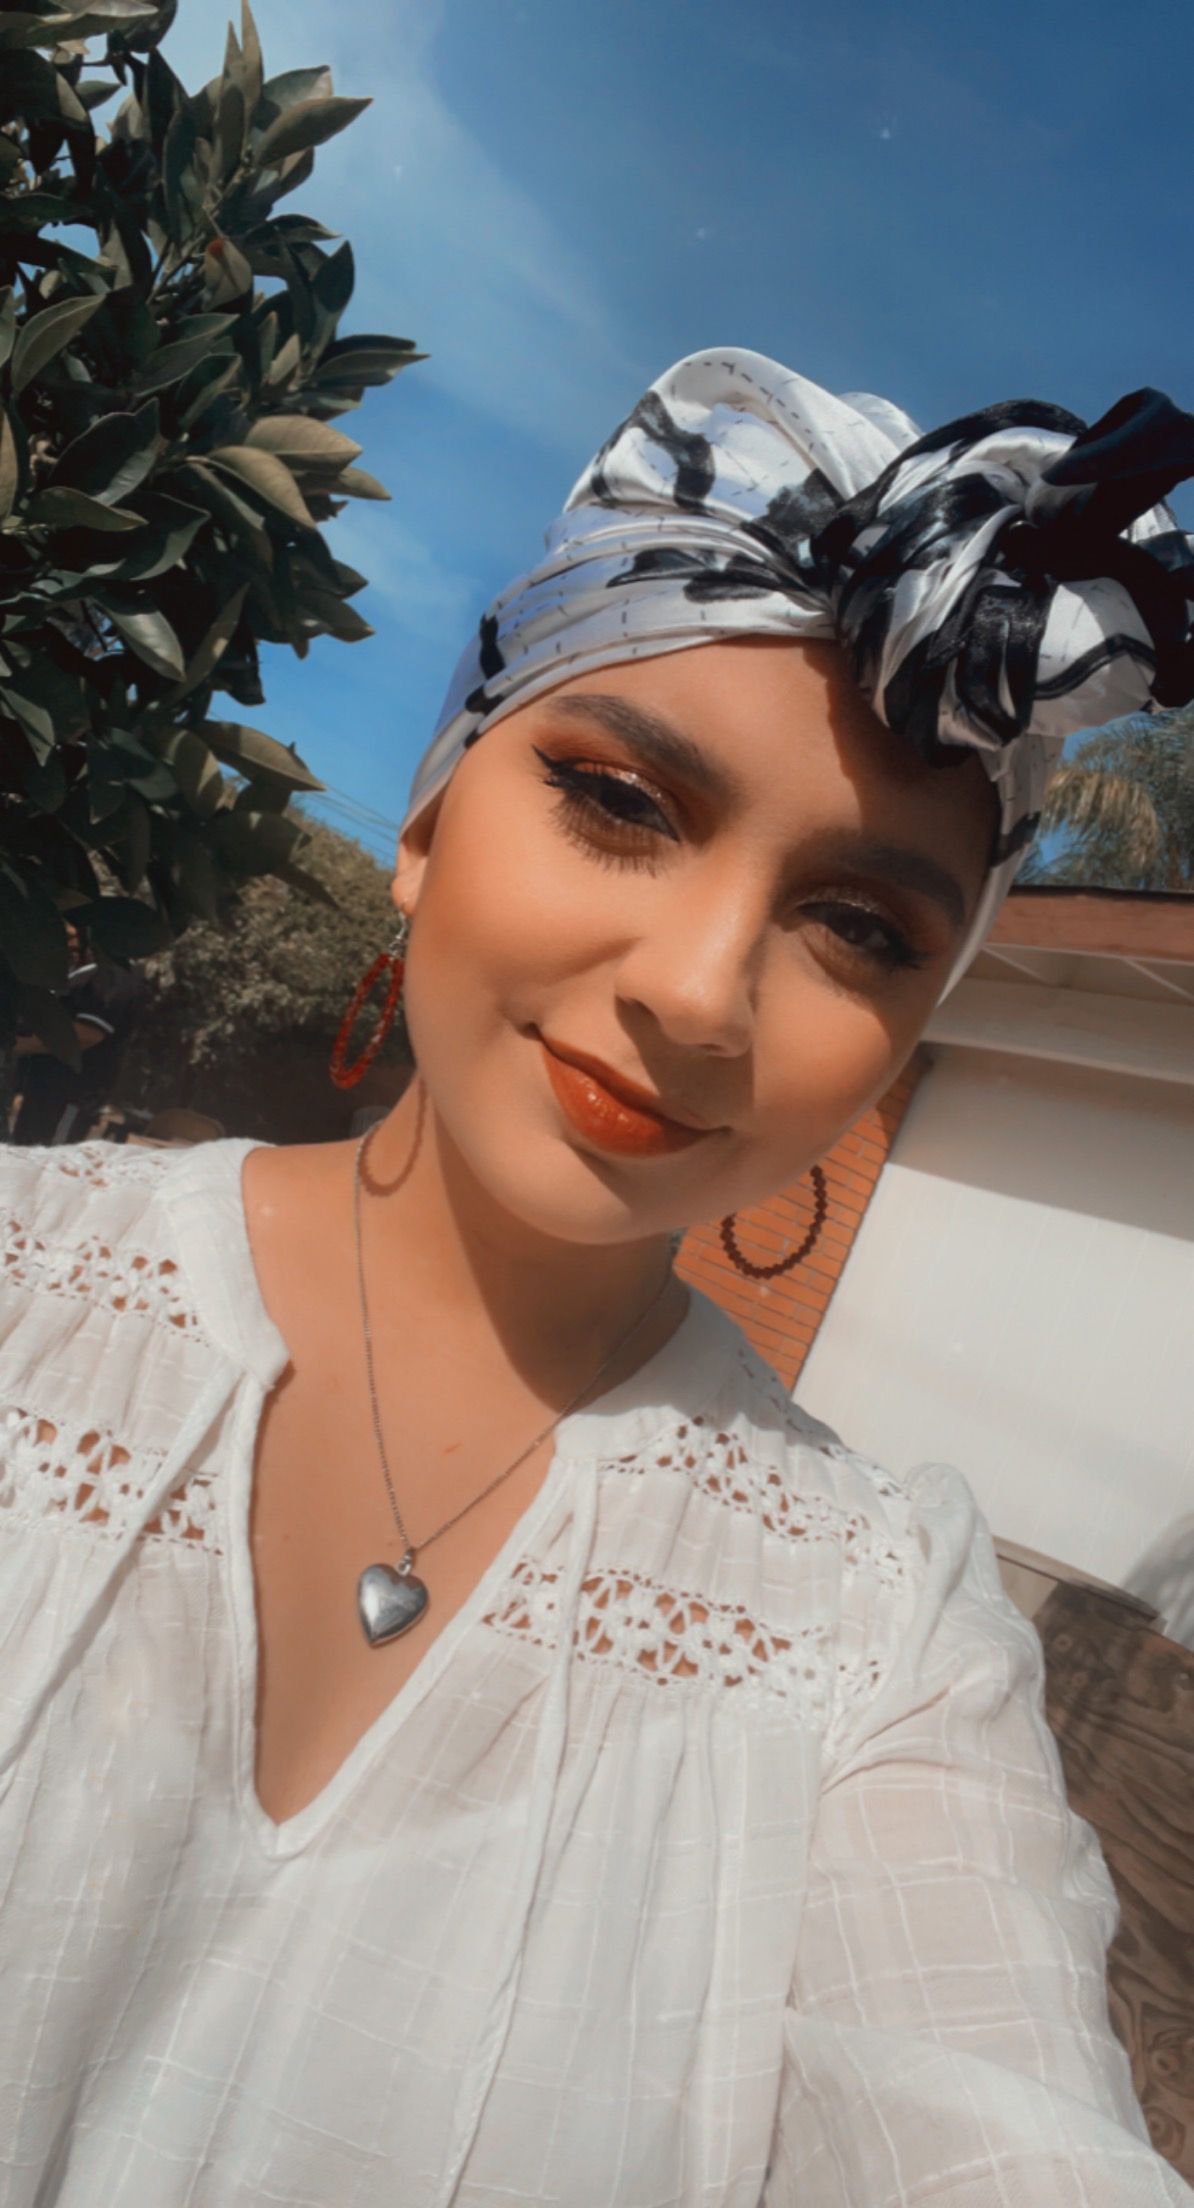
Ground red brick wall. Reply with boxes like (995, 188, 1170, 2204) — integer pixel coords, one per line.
(675, 1051, 926, 1390)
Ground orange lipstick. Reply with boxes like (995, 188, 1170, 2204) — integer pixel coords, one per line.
(540, 1037, 715, 1158)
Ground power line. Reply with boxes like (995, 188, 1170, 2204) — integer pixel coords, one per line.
(315, 781, 404, 835)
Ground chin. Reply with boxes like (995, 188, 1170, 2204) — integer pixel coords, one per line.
(465, 1117, 684, 1246)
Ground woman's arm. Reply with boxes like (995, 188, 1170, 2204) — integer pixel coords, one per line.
(765, 1464, 1194, 2204)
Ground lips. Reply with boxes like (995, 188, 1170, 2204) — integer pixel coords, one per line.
(539, 1036, 716, 1158)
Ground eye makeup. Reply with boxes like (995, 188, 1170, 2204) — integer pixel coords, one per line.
(532, 744, 944, 978)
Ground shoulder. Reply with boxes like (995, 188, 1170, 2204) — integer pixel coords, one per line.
(2, 1139, 204, 1319)
(702, 1316, 1033, 1736)
(695, 1307, 1007, 1615)
(2, 1135, 193, 1262)
(696, 1311, 919, 1543)
(0, 1136, 280, 1376)
(0, 1138, 285, 1540)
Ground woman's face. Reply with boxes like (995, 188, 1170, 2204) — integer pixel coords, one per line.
(395, 637, 995, 1247)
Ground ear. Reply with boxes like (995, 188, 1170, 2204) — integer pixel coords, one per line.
(391, 792, 442, 919)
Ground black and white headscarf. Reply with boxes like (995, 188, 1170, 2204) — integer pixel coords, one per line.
(406, 348, 1194, 978)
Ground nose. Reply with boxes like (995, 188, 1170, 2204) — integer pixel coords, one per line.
(614, 863, 764, 1057)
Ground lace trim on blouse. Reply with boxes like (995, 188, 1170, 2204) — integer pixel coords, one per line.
(2, 1147, 202, 1337)
(483, 1559, 893, 1724)
(0, 1404, 221, 1551)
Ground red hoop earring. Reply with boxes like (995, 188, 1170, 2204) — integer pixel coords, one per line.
(719, 1164, 828, 1281)
(330, 917, 410, 1091)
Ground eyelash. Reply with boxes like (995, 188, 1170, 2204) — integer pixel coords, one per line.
(534, 747, 925, 974)
(536, 749, 679, 863)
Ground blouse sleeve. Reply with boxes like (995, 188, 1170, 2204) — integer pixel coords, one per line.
(764, 1462, 1194, 2206)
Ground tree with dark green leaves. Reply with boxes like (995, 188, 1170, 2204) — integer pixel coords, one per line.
(1021, 704, 1194, 892)
(0, 0, 420, 1063)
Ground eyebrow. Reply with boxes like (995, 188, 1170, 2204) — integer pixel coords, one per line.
(814, 833, 970, 928)
(548, 693, 970, 929)
(550, 693, 740, 804)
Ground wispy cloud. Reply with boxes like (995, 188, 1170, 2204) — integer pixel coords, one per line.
(164, 0, 640, 456)
(327, 505, 478, 644)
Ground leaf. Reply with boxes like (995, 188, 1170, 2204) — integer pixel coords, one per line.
(240, 0, 264, 120)
(181, 458, 269, 540)
(263, 329, 301, 389)
(312, 335, 425, 392)
(244, 414, 361, 467)
(50, 398, 159, 503)
(160, 97, 200, 243)
(10, 292, 103, 398)
(0, 682, 55, 759)
(161, 726, 224, 816)
(303, 595, 373, 643)
(0, 50, 87, 128)
(334, 466, 390, 501)
(168, 583, 248, 699)
(105, 603, 186, 679)
(203, 718, 323, 790)
(169, 828, 222, 920)
(88, 727, 176, 802)
(80, 893, 169, 960)
(0, 406, 19, 523)
(28, 486, 144, 530)
(87, 731, 132, 821)
(247, 215, 338, 248)
(314, 332, 422, 368)
(2, 656, 89, 747)
(76, 76, 121, 112)
(254, 94, 370, 169)
(172, 311, 239, 343)
(16, 986, 80, 1070)
(213, 71, 246, 186)
(256, 65, 333, 121)
(0, 16, 56, 52)
(274, 856, 337, 908)
(201, 236, 253, 308)
(0, 863, 70, 991)
(210, 804, 305, 872)
(177, 357, 243, 435)
(96, 491, 207, 582)
(311, 237, 354, 324)
(63, 0, 159, 34)
(208, 444, 315, 528)
(115, 788, 152, 889)
(91, 283, 160, 374)
(20, 742, 66, 812)
(0, 289, 15, 371)
(134, 336, 222, 394)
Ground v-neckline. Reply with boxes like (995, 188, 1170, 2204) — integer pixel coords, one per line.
(165, 1139, 737, 1860)
(228, 1390, 579, 1859)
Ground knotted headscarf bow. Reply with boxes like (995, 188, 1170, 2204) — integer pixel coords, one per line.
(405, 349, 1194, 977)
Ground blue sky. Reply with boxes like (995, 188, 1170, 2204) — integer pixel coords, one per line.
(165, 0, 1194, 867)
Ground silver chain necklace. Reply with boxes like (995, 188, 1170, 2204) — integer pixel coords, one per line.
(353, 1126, 673, 1648)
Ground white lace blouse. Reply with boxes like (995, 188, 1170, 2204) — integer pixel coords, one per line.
(0, 1139, 1188, 2207)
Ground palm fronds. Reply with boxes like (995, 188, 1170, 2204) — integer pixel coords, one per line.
(1021, 703, 1194, 891)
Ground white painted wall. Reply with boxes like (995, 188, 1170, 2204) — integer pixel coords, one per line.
(798, 1046, 1194, 1616)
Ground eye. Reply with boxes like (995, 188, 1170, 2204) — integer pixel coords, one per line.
(534, 747, 680, 861)
(802, 897, 925, 973)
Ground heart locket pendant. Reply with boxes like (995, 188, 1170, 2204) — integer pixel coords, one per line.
(358, 1561, 430, 1647)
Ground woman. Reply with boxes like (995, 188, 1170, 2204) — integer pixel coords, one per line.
(1, 351, 1191, 2205)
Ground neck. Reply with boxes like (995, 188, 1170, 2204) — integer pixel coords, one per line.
(359, 1079, 684, 1406)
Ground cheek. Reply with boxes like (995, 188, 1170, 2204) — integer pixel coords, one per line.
(401, 780, 586, 1058)
(737, 989, 919, 1200)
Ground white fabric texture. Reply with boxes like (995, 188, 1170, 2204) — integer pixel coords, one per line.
(0, 1137, 1189, 2207)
